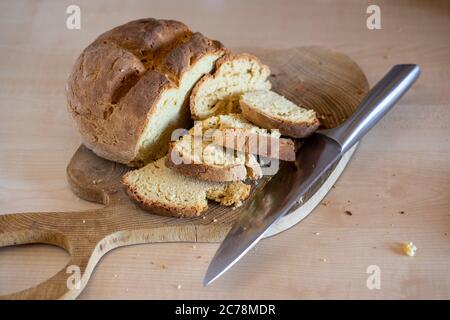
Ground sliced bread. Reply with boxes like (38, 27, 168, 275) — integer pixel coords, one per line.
(190, 54, 271, 120)
(166, 114, 296, 181)
(240, 90, 320, 138)
(122, 157, 251, 217)
(166, 129, 263, 182)
(212, 128, 297, 162)
(199, 114, 296, 161)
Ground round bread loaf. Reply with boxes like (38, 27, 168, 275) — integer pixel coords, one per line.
(66, 18, 226, 166)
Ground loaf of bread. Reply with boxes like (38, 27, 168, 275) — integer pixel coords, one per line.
(122, 157, 251, 217)
(190, 54, 271, 120)
(240, 90, 320, 138)
(66, 18, 226, 166)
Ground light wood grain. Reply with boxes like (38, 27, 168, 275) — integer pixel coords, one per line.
(0, 0, 449, 299)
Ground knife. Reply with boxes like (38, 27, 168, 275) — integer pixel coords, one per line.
(203, 64, 420, 286)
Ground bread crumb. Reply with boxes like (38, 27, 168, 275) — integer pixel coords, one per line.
(402, 242, 417, 257)
(114, 274, 118, 278)
(213, 218, 217, 222)
(176, 284, 182, 289)
(313, 232, 320, 236)
(82, 220, 86, 224)
(345, 210, 352, 216)
(321, 258, 327, 262)
(399, 211, 405, 214)
(202, 216, 206, 219)
(161, 264, 167, 269)
(192, 245, 196, 249)
(196, 255, 202, 259)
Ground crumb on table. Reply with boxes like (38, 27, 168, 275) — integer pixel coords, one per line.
(402, 241, 417, 257)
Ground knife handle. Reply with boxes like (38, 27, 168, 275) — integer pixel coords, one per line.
(319, 64, 420, 153)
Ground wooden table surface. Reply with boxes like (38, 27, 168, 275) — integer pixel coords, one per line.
(0, 0, 449, 299)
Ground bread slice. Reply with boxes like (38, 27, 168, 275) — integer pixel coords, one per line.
(198, 114, 296, 161)
(240, 90, 320, 138)
(122, 157, 251, 217)
(212, 129, 297, 162)
(190, 54, 271, 120)
(166, 113, 296, 181)
(166, 129, 263, 182)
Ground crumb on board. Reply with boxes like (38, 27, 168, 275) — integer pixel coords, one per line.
(313, 232, 320, 236)
(345, 210, 353, 216)
(176, 284, 182, 289)
(161, 264, 167, 269)
(321, 258, 327, 262)
(399, 211, 405, 214)
(402, 241, 417, 257)
(213, 218, 217, 222)
(192, 245, 196, 249)
(196, 255, 202, 259)
(82, 220, 86, 224)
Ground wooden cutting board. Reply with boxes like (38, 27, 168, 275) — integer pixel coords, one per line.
(0, 46, 368, 300)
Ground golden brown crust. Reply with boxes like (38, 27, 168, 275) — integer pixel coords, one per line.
(66, 18, 226, 165)
(189, 53, 270, 120)
(240, 100, 320, 138)
(213, 53, 268, 71)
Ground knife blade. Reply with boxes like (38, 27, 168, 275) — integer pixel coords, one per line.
(203, 64, 420, 286)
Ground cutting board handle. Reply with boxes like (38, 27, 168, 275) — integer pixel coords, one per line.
(0, 208, 202, 299)
(0, 210, 106, 299)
